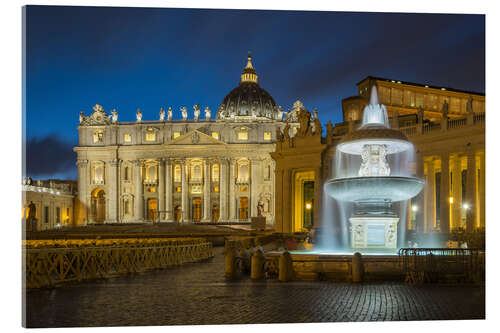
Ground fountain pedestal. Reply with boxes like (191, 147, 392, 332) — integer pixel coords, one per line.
(349, 215, 399, 251)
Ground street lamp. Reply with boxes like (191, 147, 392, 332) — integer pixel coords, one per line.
(305, 202, 312, 210)
(411, 205, 418, 212)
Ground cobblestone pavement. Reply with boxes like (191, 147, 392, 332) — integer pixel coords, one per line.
(25, 247, 485, 328)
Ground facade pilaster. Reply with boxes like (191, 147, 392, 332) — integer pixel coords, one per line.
(466, 150, 477, 231)
(181, 159, 188, 222)
(451, 155, 463, 230)
(439, 153, 450, 233)
(165, 158, 173, 221)
(107, 158, 120, 222)
(219, 158, 228, 221)
(425, 158, 436, 232)
(250, 157, 260, 218)
(229, 158, 236, 220)
(134, 160, 144, 221)
(76, 159, 88, 225)
(479, 152, 485, 228)
(202, 159, 211, 222)
(158, 158, 165, 221)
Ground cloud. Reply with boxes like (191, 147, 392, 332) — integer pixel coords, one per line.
(25, 135, 76, 179)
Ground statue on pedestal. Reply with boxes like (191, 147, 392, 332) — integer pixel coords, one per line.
(180, 106, 188, 120)
(111, 109, 118, 123)
(193, 104, 200, 122)
(167, 107, 173, 121)
(136, 108, 142, 122)
(204, 106, 211, 120)
(159, 107, 165, 121)
(79, 111, 84, 124)
(326, 120, 334, 143)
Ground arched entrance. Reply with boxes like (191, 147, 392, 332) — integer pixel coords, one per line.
(238, 197, 249, 220)
(192, 198, 202, 222)
(91, 188, 106, 223)
(212, 204, 220, 222)
(174, 205, 182, 222)
(147, 198, 158, 221)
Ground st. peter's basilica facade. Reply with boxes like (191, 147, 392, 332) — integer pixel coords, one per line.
(74, 56, 305, 225)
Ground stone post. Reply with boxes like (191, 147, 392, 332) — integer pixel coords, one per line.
(134, 160, 144, 221)
(219, 158, 228, 222)
(229, 158, 236, 220)
(251, 249, 266, 280)
(158, 158, 165, 221)
(181, 159, 188, 222)
(439, 154, 450, 234)
(202, 159, 211, 222)
(278, 250, 294, 282)
(352, 252, 364, 283)
(165, 158, 173, 221)
(466, 150, 477, 231)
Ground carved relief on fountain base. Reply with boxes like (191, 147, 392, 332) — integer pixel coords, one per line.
(349, 216, 399, 251)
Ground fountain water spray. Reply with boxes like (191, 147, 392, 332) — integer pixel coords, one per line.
(322, 86, 424, 254)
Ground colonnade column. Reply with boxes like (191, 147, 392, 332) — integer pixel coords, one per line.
(202, 159, 211, 222)
(229, 158, 236, 220)
(439, 153, 450, 234)
(415, 151, 424, 233)
(466, 150, 477, 231)
(479, 152, 485, 228)
(451, 155, 463, 230)
(250, 158, 260, 218)
(181, 159, 188, 222)
(219, 158, 228, 221)
(274, 168, 284, 233)
(313, 167, 322, 230)
(134, 160, 144, 221)
(425, 158, 436, 232)
(165, 158, 173, 221)
(107, 158, 120, 222)
(158, 158, 165, 221)
(282, 169, 292, 233)
(76, 159, 88, 225)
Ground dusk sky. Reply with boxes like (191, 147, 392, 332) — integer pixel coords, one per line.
(24, 5, 485, 180)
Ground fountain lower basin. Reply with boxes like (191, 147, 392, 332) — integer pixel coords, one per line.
(324, 176, 424, 203)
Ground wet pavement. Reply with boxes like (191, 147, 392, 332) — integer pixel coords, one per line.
(25, 247, 485, 327)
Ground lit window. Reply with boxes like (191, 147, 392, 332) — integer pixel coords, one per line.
(212, 132, 219, 140)
(149, 187, 156, 193)
(238, 132, 248, 140)
(93, 130, 104, 143)
(240, 186, 247, 192)
(173, 132, 181, 139)
(191, 164, 202, 182)
(264, 132, 271, 141)
(213, 186, 219, 192)
(124, 133, 131, 142)
(174, 165, 181, 182)
(176, 186, 182, 193)
(212, 164, 220, 181)
(146, 132, 156, 142)
(238, 163, 249, 182)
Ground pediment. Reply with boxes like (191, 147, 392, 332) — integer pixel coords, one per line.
(166, 130, 226, 145)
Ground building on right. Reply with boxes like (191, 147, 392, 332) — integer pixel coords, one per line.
(274, 76, 485, 237)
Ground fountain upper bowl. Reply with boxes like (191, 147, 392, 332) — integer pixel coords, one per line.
(324, 176, 424, 202)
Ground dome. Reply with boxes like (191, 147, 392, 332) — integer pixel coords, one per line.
(216, 55, 282, 121)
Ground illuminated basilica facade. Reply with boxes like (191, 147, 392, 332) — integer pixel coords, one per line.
(74, 56, 300, 225)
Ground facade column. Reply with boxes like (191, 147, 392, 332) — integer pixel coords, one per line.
(415, 152, 425, 233)
(465, 150, 477, 231)
(202, 159, 211, 222)
(76, 159, 88, 225)
(313, 167, 322, 230)
(134, 160, 144, 221)
(425, 158, 436, 232)
(282, 169, 292, 233)
(250, 157, 260, 218)
(165, 158, 173, 221)
(107, 158, 120, 222)
(479, 152, 485, 228)
(229, 158, 236, 220)
(181, 159, 188, 222)
(451, 155, 463, 230)
(219, 158, 228, 221)
(158, 158, 165, 221)
(439, 153, 450, 234)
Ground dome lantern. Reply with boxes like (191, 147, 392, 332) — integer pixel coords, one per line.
(240, 54, 258, 83)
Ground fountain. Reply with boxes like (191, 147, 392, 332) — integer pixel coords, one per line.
(324, 86, 424, 253)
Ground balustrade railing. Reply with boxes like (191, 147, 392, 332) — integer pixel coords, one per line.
(448, 118, 467, 129)
(23, 240, 213, 289)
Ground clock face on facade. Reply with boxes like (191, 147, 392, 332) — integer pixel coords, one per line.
(96, 116, 101, 121)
